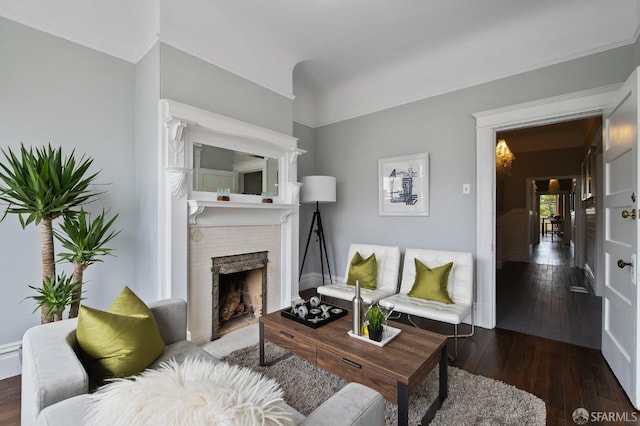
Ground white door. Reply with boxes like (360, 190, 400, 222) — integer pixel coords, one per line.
(603, 67, 640, 409)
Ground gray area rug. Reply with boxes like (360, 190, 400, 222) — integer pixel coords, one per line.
(222, 342, 546, 425)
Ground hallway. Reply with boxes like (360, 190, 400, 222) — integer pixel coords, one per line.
(496, 235, 602, 349)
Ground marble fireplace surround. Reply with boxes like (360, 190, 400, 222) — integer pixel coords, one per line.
(158, 99, 304, 341)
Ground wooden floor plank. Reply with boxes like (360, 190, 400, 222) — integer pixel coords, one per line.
(497, 234, 602, 349)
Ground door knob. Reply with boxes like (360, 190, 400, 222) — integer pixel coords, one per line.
(617, 259, 633, 269)
(622, 209, 636, 219)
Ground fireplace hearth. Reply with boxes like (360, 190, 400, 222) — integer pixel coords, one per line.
(211, 251, 267, 340)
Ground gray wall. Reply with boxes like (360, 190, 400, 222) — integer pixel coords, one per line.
(160, 44, 293, 135)
(0, 24, 296, 349)
(311, 45, 635, 278)
(0, 18, 136, 342)
(200, 146, 236, 170)
(132, 43, 296, 302)
(293, 121, 323, 288)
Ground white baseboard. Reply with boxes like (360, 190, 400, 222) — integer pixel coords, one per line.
(0, 341, 22, 380)
(475, 301, 494, 329)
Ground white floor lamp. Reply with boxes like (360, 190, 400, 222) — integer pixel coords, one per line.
(299, 175, 336, 285)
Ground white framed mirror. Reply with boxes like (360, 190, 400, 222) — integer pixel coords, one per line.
(184, 126, 289, 202)
(192, 143, 279, 196)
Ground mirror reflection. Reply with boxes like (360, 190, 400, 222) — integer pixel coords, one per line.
(193, 144, 278, 196)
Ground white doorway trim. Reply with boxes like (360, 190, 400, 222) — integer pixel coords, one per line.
(473, 84, 620, 329)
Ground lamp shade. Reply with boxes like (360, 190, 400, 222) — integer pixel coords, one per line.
(301, 176, 336, 203)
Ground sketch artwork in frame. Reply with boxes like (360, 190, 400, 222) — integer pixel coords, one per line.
(378, 152, 429, 216)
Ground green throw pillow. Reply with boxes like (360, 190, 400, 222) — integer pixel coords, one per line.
(346, 252, 378, 290)
(76, 286, 165, 382)
(408, 259, 454, 304)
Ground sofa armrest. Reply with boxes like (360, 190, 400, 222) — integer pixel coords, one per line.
(148, 298, 187, 345)
(301, 383, 385, 426)
(21, 319, 89, 426)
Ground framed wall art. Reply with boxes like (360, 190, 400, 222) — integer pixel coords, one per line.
(378, 152, 429, 216)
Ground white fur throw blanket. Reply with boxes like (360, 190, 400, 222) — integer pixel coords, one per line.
(85, 358, 294, 426)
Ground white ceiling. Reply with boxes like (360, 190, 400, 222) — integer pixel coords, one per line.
(1, 0, 639, 127)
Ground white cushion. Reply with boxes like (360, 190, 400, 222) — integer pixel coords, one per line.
(316, 284, 397, 305)
(382, 292, 470, 324)
(381, 248, 473, 324)
(317, 244, 401, 303)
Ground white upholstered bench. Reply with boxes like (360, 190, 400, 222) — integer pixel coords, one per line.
(317, 243, 401, 304)
(379, 248, 474, 355)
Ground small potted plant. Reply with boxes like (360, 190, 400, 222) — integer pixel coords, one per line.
(367, 304, 385, 342)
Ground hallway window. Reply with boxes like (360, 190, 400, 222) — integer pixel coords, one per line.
(539, 194, 559, 236)
(540, 194, 558, 217)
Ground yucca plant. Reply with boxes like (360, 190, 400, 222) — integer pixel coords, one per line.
(0, 144, 99, 323)
(26, 272, 82, 322)
(54, 208, 120, 318)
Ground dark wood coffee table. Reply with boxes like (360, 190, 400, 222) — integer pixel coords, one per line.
(259, 309, 448, 426)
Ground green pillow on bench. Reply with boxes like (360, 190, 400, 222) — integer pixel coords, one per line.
(408, 259, 454, 304)
(346, 252, 378, 290)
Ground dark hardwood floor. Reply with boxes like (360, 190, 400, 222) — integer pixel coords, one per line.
(0, 375, 19, 426)
(497, 235, 602, 349)
(0, 280, 635, 425)
(313, 287, 637, 425)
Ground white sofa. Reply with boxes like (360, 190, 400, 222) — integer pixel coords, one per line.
(317, 243, 401, 304)
(22, 298, 385, 426)
(379, 248, 474, 354)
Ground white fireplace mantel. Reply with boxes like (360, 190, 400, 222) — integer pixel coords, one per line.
(158, 99, 303, 316)
(187, 200, 298, 226)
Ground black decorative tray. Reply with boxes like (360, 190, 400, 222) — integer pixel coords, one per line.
(281, 301, 348, 328)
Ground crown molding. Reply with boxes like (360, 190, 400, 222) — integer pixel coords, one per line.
(310, 37, 637, 129)
(293, 118, 315, 129)
(3, 4, 637, 129)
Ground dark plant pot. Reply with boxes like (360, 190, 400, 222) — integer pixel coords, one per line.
(368, 326, 383, 342)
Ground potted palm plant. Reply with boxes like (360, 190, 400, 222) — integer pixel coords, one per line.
(54, 208, 120, 318)
(0, 144, 100, 323)
(367, 304, 385, 342)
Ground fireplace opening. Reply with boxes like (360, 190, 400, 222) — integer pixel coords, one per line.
(212, 251, 267, 340)
(218, 270, 256, 334)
